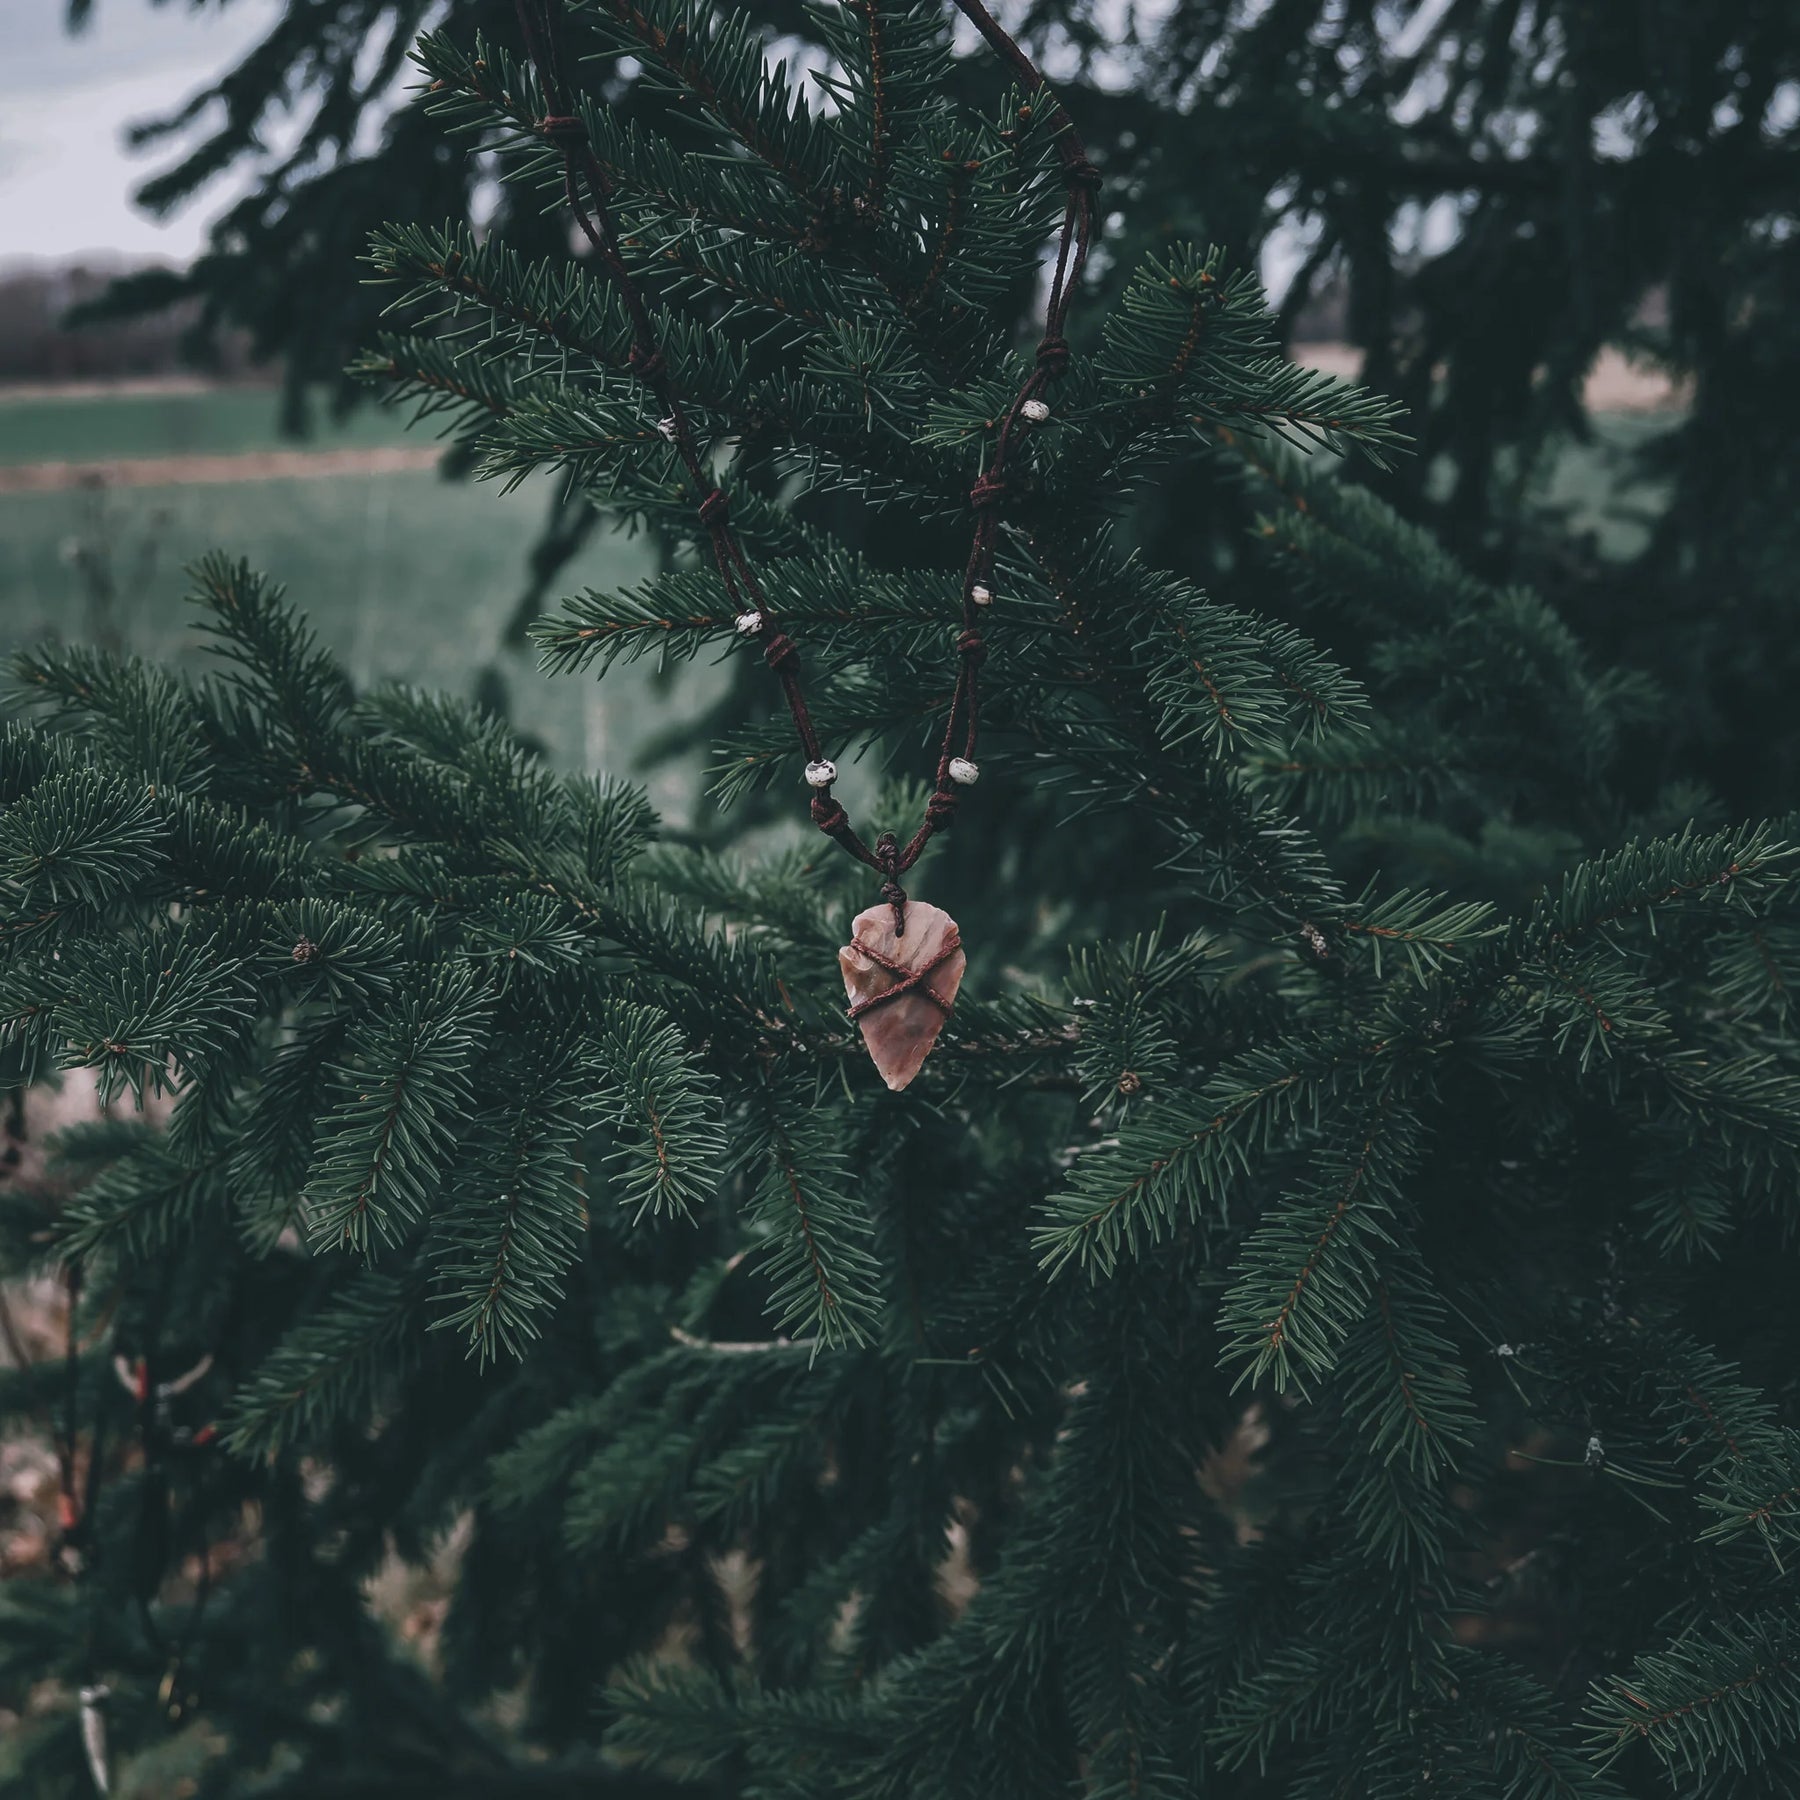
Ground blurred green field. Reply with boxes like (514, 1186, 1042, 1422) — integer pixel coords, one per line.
(0, 385, 719, 806)
(0, 382, 1672, 811)
(0, 383, 416, 466)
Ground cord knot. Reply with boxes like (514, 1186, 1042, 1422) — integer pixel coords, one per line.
(1035, 335, 1071, 377)
(1065, 155, 1102, 191)
(968, 472, 1008, 512)
(810, 795, 849, 834)
(628, 344, 668, 385)
(538, 113, 587, 145)
(762, 631, 799, 673)
(926, 789, 960, 827)
(875, 830, 907, 937)
(697, 488, 731, 528)
(957, 629, 986, 662)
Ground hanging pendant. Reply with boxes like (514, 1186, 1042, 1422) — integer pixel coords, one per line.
(839, 901, 965, 1091)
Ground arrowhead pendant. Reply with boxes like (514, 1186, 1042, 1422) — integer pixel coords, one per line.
(839, 900, 965, 1091)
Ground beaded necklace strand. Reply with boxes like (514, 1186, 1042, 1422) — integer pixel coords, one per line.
(511, 0, 1096, 1081)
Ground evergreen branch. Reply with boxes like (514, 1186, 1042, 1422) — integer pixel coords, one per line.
(1697, 1431, 1800, 1563)
(742, 1093, 882, 1349)
(9, 643, 213, 795)
(1031, 1031, 1401, 1277)
(593, 1003, 726, 1222)
(0, 764, 166, 917)
(416, 31, 810, 241)
(1535, 824, 1795, 948)
(1340, 885, 1500, 980)
(583, 0, 837, 199)
(303, 965, 493, 1254)
(59, 931, 257, 1107)
(223, 1269, 421, 1459)
(188, 553, 355, 754)
(1588, 1613, 1800, 1779)
(429, 1031, 595, 1362)
(55, 1134, 222, 1265)
(558, 1350, 821, 1551)
(1218, 1094, 1422, 1390)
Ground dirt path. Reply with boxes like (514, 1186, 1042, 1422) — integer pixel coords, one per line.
(0, 444, 443, 495)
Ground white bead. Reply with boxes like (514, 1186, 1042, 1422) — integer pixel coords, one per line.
(970, 584, 992, 607)
(656, 416, 678, 441)
(1021, 399, 1050, 424)
(805, 759, 837, 788)
(948, 757, 979, 786)
(735, 610, 763, 635)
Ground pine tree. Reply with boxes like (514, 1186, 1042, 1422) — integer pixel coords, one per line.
(79, 0, 1800, 767)
(6, 2, 1800, 1796)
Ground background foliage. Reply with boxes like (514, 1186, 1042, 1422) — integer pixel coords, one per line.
(75, 0, 1800, 777)
(1, 0, 1797, 1795)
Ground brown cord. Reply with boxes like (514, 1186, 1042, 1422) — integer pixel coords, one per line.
(512, 0, 1096, 920)
(875, 830, 907, 938)
(627, 344, 668, 383)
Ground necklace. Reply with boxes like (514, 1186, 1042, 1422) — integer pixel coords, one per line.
(513, 0, 1096, 1087)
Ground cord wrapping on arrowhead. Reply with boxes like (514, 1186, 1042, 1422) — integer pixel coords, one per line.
(845, 929, 962, 1021)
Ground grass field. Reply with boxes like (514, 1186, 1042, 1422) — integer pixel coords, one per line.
(0, 385, 720, 801)
(0, 380, 1674, 805)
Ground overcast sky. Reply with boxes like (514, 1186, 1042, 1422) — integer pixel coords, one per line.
(0, 0, 282, 268)
(0, 0, 1355, 294)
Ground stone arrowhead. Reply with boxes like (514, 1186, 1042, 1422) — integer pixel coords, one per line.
(839, 900, 964, 1091)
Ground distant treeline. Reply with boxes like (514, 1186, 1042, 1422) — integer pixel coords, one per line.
(0, 263, 257, 385)
(0, 256, 1353, 390)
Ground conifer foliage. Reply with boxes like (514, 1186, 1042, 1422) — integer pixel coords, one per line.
(5, 3, 1800, 1796)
